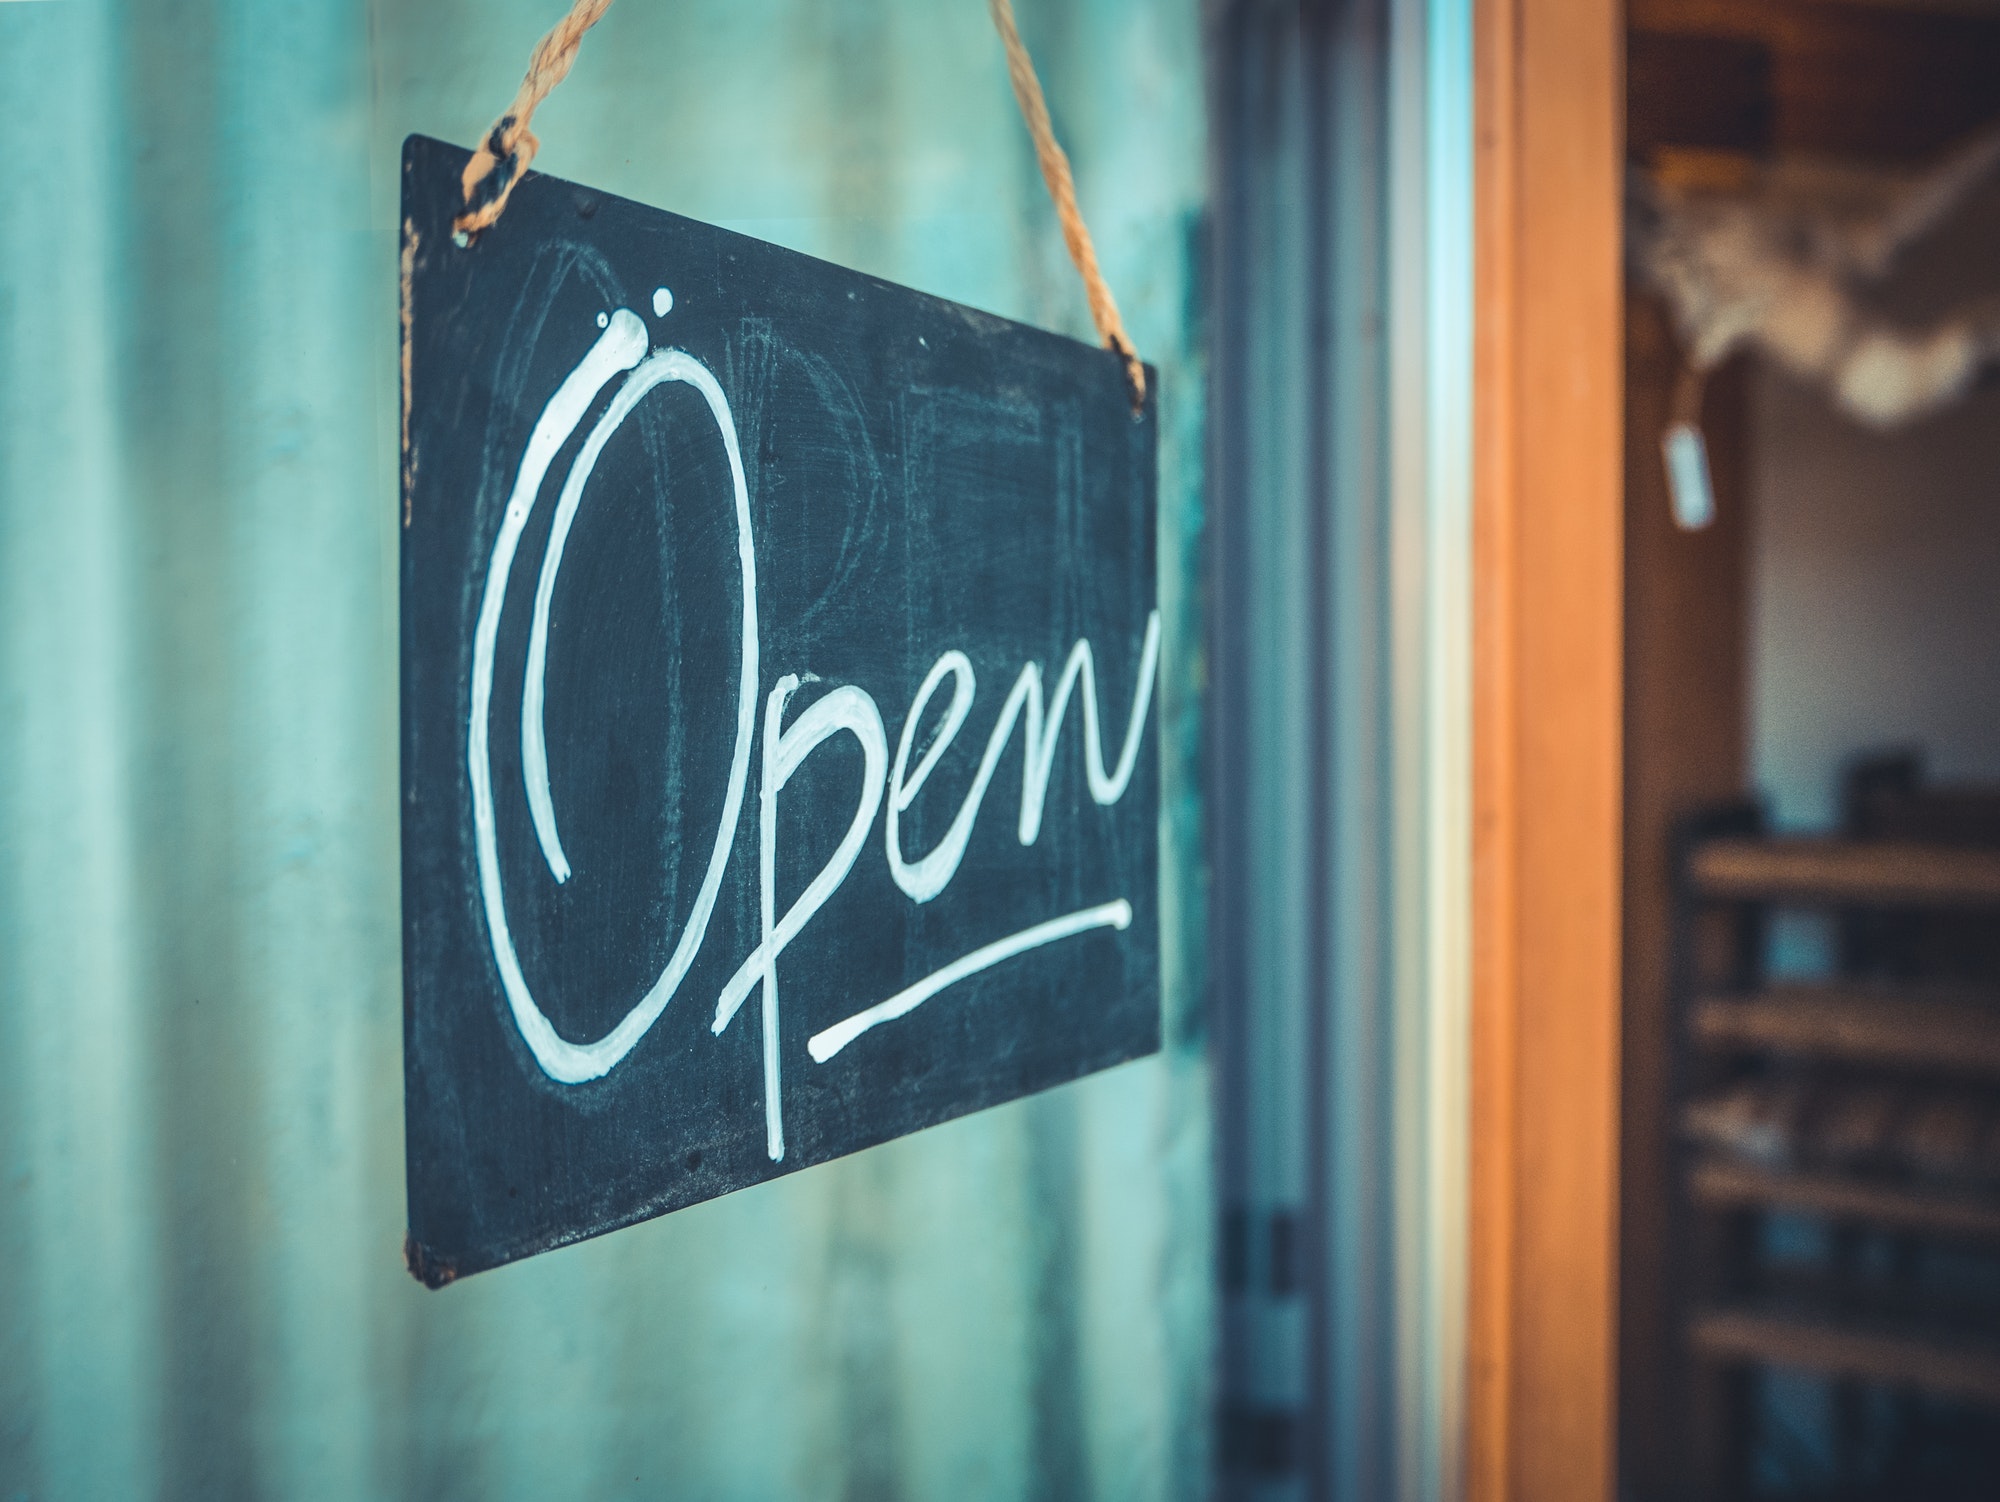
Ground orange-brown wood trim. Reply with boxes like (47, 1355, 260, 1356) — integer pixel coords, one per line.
(1471, 0, 1625, 1498)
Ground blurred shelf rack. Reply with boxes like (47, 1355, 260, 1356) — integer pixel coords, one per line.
(1688, 1159, 2000, 1244)
(1668, 772, 2000, 1499)
(1690, 985, 2000, 1079)
(1688, 1304, 2000, 1410)
(1687, 837, 2000, 910)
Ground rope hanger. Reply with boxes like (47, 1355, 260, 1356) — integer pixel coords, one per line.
(452, 0, 1146, 409)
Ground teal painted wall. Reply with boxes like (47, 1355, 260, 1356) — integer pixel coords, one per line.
(0, 2, 1209, 1496)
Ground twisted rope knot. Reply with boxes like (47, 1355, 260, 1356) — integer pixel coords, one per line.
(1104, 331, 1146, 416)
(456, 117, 541, 241)
(454, 0, 614, 241)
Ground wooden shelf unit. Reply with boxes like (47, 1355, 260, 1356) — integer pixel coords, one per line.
(1668, 814, 2000, 1496)
(1689, 1305, 2000, 1410)
(1688, 1158, 2000, 1244)
(1690, 985, 2000, 1079)
(1687, 837, 2000, 910)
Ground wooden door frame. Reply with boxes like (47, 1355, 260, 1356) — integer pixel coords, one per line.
(1469, 0, 1625, 1498)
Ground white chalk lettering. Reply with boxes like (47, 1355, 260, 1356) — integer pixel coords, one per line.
(471, 313, 758, 1085)
(470, 305, 1157, 1142)
(886, 612, 1162, 903)
(711, 677, 888, 1160)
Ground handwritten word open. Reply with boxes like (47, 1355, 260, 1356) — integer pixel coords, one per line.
(470, 304, 1158, 1162)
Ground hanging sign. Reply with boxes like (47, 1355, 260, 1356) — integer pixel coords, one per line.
(399, 135, 1160, 1284)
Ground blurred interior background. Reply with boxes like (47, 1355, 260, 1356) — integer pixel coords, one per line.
(1622, 3, 2000, 1496)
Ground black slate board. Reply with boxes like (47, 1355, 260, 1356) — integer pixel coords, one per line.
(399, 135, 1160, 1284)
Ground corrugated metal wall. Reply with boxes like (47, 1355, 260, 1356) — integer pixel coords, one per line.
(0, 2, 1208, 1497)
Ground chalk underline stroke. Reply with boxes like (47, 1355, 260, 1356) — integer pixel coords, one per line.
(807, 899, 1132, 1063)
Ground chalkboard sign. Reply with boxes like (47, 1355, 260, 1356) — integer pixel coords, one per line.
(399, 136, 1160, 1284)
